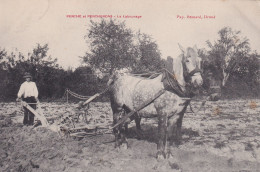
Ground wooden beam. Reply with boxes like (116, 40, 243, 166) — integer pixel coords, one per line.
(21, 101, 49, 127)
(61, 124, 110, 131)
(83, 93, 100, 105)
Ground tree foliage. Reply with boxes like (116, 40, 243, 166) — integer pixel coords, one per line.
(202, 27, 259, 97)
(132, 32, 164, 73)
(83, 19, 164, 75)
(65, 66, 100, 97)
(203, 27, 251, 81)
(0, 44, 103, 101)
(0, 26, 259, 101)
(0, 44, 64, 100)
(83, 19, 138, 74)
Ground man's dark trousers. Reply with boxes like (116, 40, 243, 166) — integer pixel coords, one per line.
(23, 97, 36, 125)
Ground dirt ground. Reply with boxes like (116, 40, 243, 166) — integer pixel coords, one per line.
(0, 99, 260, 172)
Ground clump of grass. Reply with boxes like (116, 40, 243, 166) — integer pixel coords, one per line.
(227, 158, 233, 167)
(214, 141, 226, 149)
(216, 124, 226, 128)
(169, 162, 180, 170)
(194, 141, 204, 145)
(245, 143, 254, 151)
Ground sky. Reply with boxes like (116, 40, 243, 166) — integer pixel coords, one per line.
(0, 0, 260, 69)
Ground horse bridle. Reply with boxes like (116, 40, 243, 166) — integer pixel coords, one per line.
(182, 56, 202, 83)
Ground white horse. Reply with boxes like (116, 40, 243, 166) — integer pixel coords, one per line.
(108, 45, 203, 159)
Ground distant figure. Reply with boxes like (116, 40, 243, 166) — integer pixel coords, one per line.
(16, 72, 39, 126)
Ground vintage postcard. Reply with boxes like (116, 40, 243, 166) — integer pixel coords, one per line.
(0, 0, 259, 171)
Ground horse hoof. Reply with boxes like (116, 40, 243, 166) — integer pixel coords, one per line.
(156, 152, 166, 160)
(167, 152, 174, 159)
(120, 142, 128, 150)
(114, 141, 120, 148)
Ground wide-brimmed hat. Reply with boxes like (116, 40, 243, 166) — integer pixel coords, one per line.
(23, 72, 32, 78)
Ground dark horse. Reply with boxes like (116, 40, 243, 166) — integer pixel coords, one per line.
(108, 45, 203, 159)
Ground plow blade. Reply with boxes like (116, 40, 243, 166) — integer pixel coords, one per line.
(21, 101, 49, 127)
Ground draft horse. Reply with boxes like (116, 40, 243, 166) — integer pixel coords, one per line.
(108, 45, 203, 159)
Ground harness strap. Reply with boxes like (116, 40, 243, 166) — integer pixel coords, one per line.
(183, 66, 202, 83)
(161, 69, 192, 98)
(109, 89, 166, 130)
(188, 68, 202, 78)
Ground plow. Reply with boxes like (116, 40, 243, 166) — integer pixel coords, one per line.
(17, 87, 145, 138)
(19, 78, 209, 138)
(18, 88, 169, 138)
(18, 89, 112, 137)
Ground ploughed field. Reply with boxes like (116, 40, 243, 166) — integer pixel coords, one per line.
(0, 99, 259, 172)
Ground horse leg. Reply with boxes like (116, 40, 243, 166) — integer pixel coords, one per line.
(113, 111, 121, 148)
(123, 105, 143, 138)
(134, 113, 143, 138)
(176, 110, 186, 144)
(119, 122, 128, 149)
(134, 112, 142, 131)
(156, 112, 167, 159)
(176, 102, 190, 144)
(169, 103, 189, 146)
(170, 112, 184, 146)
(122, 105, 131, 134)
(113, 108, 128, 149)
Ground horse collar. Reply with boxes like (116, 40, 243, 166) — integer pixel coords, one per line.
(161, 69, 193, 98)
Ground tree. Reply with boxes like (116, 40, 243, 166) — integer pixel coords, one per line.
(205, 27, 251, 86)
(83, 19, 138, 74)
(0, 48, 8, 100)
(64, 66, 98, 96)
(132, 32, 164, 73)
(0, 44, 66, 100)
(203, 27, 259, 97)
(83, 19, 164, 76)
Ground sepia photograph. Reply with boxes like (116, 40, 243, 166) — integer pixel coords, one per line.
(0, 0, 260, 171)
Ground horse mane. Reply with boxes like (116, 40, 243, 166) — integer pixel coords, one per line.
(108, 54, 187, 88)
(172, 54, 186, 87)
(130, 72, 161, 79)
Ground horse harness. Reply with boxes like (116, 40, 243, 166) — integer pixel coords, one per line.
(108, 59, 203, 130)
(161, 67, 201, 98)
